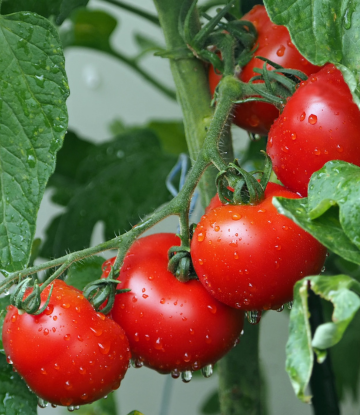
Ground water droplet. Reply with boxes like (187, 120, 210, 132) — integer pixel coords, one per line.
(154, 337, 164, 351)
(197, 232, 205, 242)
(67, 406, 75, 412)
(308, 114, 317, 125)
(232, 214, 241, 220)
(60, 398, 73, 406)
(198, 259, 204, 265)
(183, 352, 191, 362)
(37, 397, 48, 408)
(181, 370, 192, 383)
(214, 226, 220, 232)
(247, 310, 262, 325)
(131, 358, 144, 368)
(291, 133, 297, 140)
(207, 305, 217, 314)
(249, 114, 260, 127)
(160, 298, 166, 304)
(201, 364, 213, 378)
(313, 148, 321, 156)
(287, 301, 294, 310)
(321, 266, 326, 273)
(171, 369, 180, 379)
(241, 329, 245, 336)
(44, 304, 54, 315)
(40, 367, 47, 375)
(205, 334, 212, 344)
(51, 404, 58, 408)
(98, 342, 111, 355)
(300, 112, 306, 121)
(276, 45, 285, 57)
(276, 305, 284, 312)
(90, 327, 103, 337)
(65, 381, 72, 390)
(336, 144, 344, 153)
(64, 334, 71, 341)
(79, 367, 86, 375)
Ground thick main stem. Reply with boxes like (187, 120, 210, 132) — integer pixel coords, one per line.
(152, 0, 217, 207)
(218, 322, 265, 415)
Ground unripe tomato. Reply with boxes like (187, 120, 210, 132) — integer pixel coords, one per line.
(208, 5, 321, 134)
(191, 183, 327, 310)
(267, 64, 360, 196)
(103, 233, 244, 375)
(2, 280, 130, 407)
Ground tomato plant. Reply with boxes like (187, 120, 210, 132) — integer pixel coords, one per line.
(191, 182, 327, 310)
(208, 5, 321, 135)
(2, 280, 131, 407)
(267, 64, 360, 196)
(0, 0, 360, 414)
(102, 233, 244, 376)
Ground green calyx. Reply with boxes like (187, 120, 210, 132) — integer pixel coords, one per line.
(168, 245, 197, 283)
(235, 57, 308, 110)
(216, 151, 272, 205)
(178, 0, 257, 74)
(10, 277, 54, 315)
(83, 268, 130, 314)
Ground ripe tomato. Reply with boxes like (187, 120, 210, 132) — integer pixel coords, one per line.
(191, 182, 327, 310)
(102, 233, 244, 374)
(267, 64, 360, 196)
(208, 5, 321, 134)
(2, 280, 130, 407)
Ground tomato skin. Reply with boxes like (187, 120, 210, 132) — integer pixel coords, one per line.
(208, 5, 321, 134)
(103, 233, 244, 373)
(267, 64, 360, 196)
(2, 280, 130, 406)
(191, 183, 327, 310)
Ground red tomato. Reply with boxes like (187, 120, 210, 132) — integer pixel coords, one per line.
(2, 280, 130, 407)
(208, 5, 321, 134)
(103, 233, 244, 374)
(267, 64, 360, 196)
(191, 183, 327, 310)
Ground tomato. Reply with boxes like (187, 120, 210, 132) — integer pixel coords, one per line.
(2, 280, 130, 407)
(102, 233, 244, 375)
(267, 64, 360, 196)
(191, 182, 327, 310)
(208, 5, 321, 134)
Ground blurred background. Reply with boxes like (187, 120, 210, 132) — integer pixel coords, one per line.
(33, 0, 357, 414)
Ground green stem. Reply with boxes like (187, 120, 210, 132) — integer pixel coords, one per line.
(100, 0, 160, 26)
(218, 322, 265, 415)
(152, 0, 216, 208)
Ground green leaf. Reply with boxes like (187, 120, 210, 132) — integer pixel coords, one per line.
(41, 129, 176, 259)
(0, 12, 69, 272)
(0, 295, 10, 354)
(47, 130, 95, 206)
(0, 353, 37, 414)
(200, 389, 220, 414)
(327, 305, 360, 400)
(61, 9, 117, 52)
(1, 0, 89, 25)
(147, 121, 188, 155)
(286, 274, 360, 402)
(273, 161, 360, 264)
(66, 256, 105, 291)
(76, 392, 117, 415)
(263, 0, 360, 74)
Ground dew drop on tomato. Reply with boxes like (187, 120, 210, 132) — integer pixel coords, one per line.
(202, 364, 213, 378)
(300, 112, 306, 121)
(337, 144, 344, 153)
(183, 352, 191, 362)
(197, 232, 205, 242)
(313, 148, 321, 156)
(44, 304, 54, 315)
(98, 342, 111, 355)
(276, 45, 285, 56)
(64, 334, 71, 341)
(65, 381, 72, 390)
(154, 337, 163, 350)
(232, 213, 241, 220)
(308, 114, 317, 125)
(181, 370, 192, 383)
(171, 369, 180, 379)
